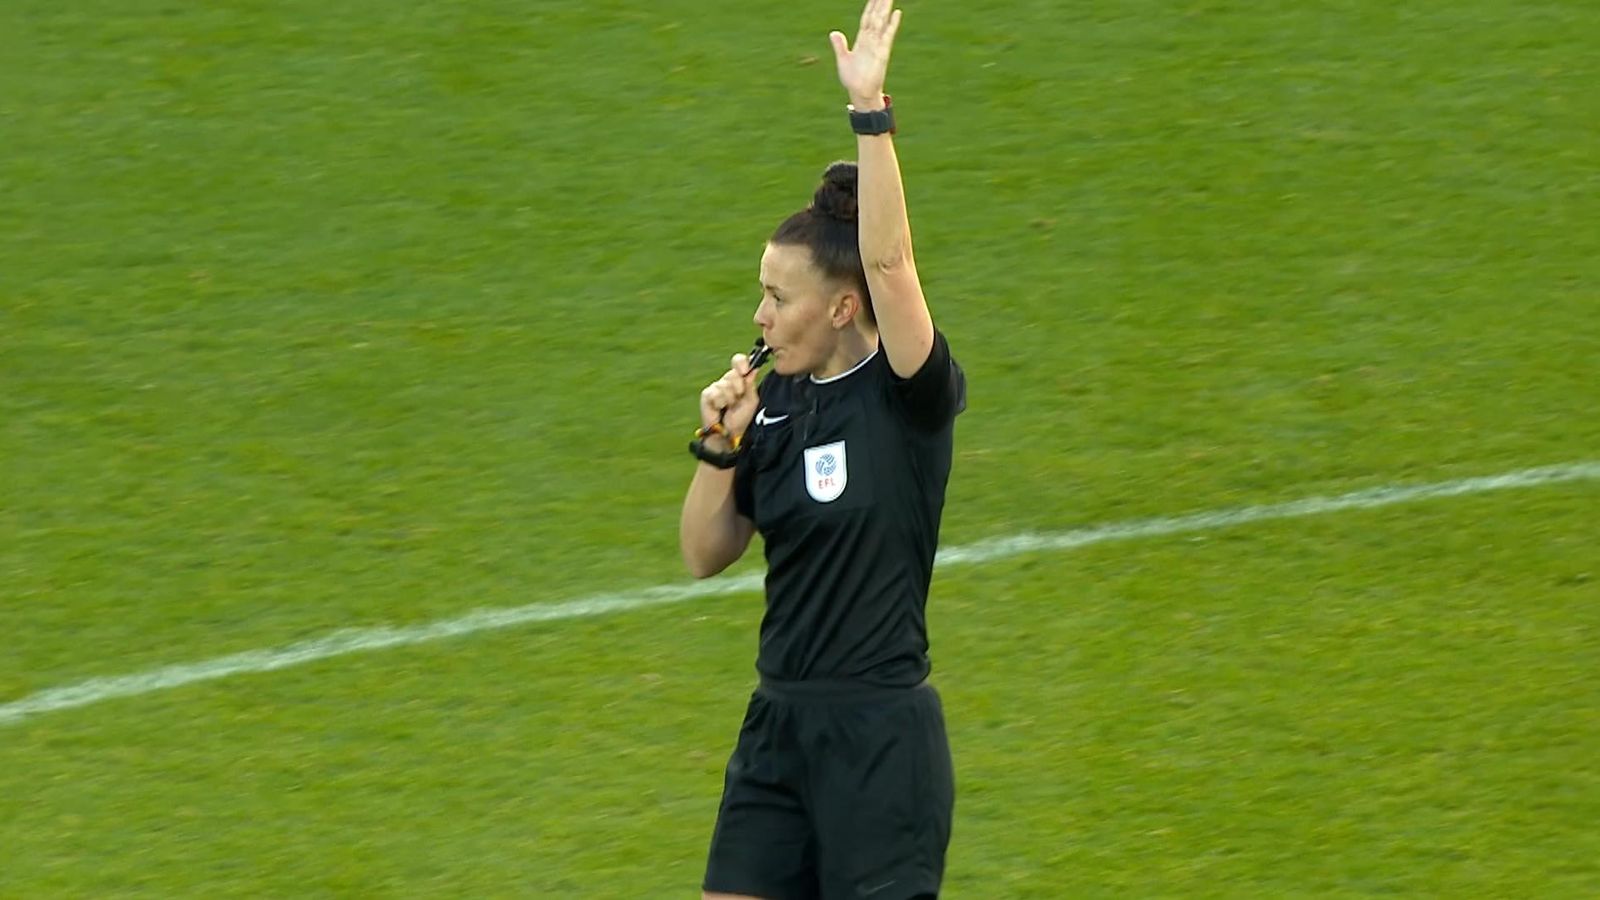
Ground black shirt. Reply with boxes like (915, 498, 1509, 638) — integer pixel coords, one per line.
(734, 329, 967, 687)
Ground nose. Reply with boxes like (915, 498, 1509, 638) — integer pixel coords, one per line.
(753, 296, 772, 329)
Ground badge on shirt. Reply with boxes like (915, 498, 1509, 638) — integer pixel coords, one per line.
(803, 441, 848, 503)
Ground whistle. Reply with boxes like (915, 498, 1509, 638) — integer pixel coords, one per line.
(747, 338, 773, 371)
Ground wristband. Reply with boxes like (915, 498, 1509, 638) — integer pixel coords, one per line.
(689, 422, 741, 469)
(847, 94, 895, 135)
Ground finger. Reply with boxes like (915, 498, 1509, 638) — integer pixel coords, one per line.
(829, 30, 850, 61)
(868, 0, 894, 29)
(886, 7, 902, 42)
(731, 353, 751, 378)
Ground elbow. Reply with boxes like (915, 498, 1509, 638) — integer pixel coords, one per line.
(681, 546, 710, 579)
(681, 546, 726, 580)
(866, 246, 912, 275)
(679, 515, 750, 579)
(862, 233, 913, 273)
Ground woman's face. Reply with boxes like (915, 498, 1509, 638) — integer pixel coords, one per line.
(753, 242, 847, 377)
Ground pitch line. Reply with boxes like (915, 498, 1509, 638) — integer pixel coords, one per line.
(2, 460, 1595, 727)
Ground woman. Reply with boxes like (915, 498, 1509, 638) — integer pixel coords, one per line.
(679, 2, 965, 897)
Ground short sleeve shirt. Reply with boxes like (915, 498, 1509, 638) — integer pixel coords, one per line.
(734, 329, 967, 687)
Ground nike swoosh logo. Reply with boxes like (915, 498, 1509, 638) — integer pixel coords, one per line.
(755, 409, 789, 426)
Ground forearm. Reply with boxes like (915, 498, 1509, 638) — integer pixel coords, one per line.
(852, 102, 915, 270)
(679, 463, 752, 578)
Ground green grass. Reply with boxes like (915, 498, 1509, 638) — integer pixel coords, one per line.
(3, 0, 1598, 895)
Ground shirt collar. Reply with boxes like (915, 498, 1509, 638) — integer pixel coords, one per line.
(809, 345, 879, 385)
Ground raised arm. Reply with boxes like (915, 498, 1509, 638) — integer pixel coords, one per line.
(829, 0, 935, 378)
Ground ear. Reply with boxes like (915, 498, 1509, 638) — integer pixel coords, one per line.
(829, 289, 860, 330)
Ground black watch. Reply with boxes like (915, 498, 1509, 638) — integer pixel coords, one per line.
(688, 437, 739, 469)
(848, 95, 895, 135)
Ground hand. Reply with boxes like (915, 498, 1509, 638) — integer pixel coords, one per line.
(829, 0, 902, 109)
(699, 354, 760, 440)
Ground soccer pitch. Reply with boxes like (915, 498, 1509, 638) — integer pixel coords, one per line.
(4, 0, 1598, 895)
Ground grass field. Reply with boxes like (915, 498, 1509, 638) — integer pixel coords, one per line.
(4, 0, 1598, 895)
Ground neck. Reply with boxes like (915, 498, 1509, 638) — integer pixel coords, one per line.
(812, 327, 878, 381)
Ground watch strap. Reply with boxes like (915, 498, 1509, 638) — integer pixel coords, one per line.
(847, 94, 896, 135)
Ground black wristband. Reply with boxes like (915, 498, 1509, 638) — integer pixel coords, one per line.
(688, 437, 739, 469)
(848, 94, 895, 135)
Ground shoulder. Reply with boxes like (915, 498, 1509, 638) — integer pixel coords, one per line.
(889, 327, 962, 387)
(885, 328, 966, 431)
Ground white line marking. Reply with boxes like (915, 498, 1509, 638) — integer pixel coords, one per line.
(934, 461, 1600, 564)
(2, 461, 1596, 727)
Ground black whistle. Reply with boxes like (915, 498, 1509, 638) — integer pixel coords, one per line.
(713, 338, 774, 430)
(747, 337, 773, 371)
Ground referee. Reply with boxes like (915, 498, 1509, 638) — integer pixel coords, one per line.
(679, 3, 966, 898)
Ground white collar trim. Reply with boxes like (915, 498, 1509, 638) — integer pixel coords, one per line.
(810, 346, 880, 384)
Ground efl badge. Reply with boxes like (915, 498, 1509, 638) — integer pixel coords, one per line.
(803, 441, 848, 503)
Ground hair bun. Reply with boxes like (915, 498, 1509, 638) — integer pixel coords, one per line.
(812, 161, 859, 223)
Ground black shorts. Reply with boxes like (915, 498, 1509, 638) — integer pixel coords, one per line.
(703, 679, 955, 900)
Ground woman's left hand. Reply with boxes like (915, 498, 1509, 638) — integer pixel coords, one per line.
(828, 0, 902, 109)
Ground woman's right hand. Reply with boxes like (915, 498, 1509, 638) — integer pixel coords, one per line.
(699, 354, 760, 441)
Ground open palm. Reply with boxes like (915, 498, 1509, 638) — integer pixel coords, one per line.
(829, 0, 902, 106)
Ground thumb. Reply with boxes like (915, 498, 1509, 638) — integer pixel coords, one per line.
(731, 353, 752, 378)
(828, 30, 850, 62)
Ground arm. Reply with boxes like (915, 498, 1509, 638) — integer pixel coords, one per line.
(829, 0, 935, 378)
(678, 354, 761, 578)
(679, 462, 756, 578)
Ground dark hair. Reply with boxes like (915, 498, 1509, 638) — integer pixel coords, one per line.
(770, 161, 874, 324)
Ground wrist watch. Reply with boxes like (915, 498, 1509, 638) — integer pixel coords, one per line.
(848, 94, 895, 135)
(688, 423, 741, 469)
(689, 437, 739, 469)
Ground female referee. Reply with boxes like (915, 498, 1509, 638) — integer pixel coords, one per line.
(679, 2, 965, 898)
